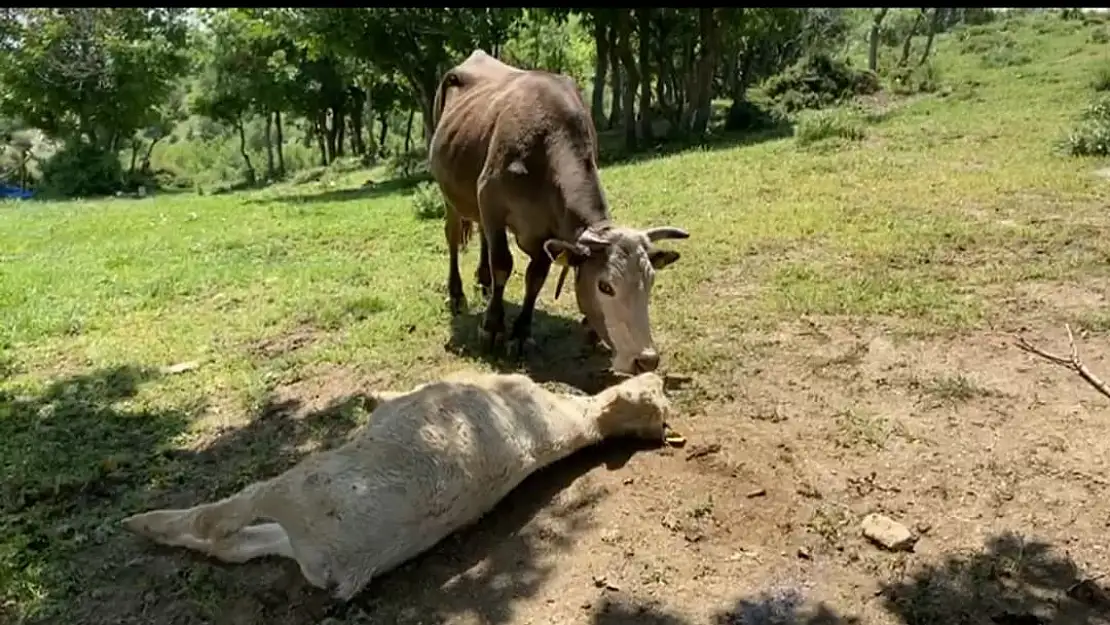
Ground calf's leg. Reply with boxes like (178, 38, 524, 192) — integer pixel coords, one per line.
(510, 252, 552, 358)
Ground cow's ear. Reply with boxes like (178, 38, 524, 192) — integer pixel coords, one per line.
(544, 239, 590, 266)
(649, 249, 681, 270)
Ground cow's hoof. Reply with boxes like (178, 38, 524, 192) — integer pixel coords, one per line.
(478, 326, 503, 353)
(510, 336, 536, 361)
(447, 295, 467, 316)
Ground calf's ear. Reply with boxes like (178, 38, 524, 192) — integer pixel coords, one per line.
(649, 249, 681, 270)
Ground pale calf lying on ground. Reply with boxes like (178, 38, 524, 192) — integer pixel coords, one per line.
(121, 370, 674, 601)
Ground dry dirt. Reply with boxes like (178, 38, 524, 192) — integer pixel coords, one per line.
(56, 306, 1110, 625)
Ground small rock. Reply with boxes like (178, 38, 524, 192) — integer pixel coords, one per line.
(915, 521, 932, 535)
(622, 477, 634, 485)
(746, 488, 767, 498)
(592, 575, 620, 591)
(861, 513, 917, 552)
(161, 361, 200, 375)
(797, 547, 811, 560)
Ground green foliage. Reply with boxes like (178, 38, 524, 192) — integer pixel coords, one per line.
(1064, 94, 1110, 157)
(764, 53, 880, 114)
(410, 181, 446, 220)
(39, 143, 124, 198)
(890, 62, 942, 96)
(794, 108, 866, 146)
(1092, 66, 1110, 92)
(958, 28, 1033, 68)
(1089, 27, 1110, 44)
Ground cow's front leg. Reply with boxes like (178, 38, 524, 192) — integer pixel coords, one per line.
(510, 253, 552, 359)
(480, 226, 513, 351)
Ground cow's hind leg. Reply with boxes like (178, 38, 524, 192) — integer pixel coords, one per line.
(478, 224, 513, 350)
(509, 251, 552, 358)
(475, 228, 492, 300)
(445, 208, 468, 315)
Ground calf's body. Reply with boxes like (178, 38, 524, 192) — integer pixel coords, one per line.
(121, 371, 671, 601)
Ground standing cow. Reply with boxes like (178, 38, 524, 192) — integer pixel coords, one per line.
(428, 50, 689, 376)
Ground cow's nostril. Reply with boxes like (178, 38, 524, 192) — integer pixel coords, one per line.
(634, 352, 660, 373)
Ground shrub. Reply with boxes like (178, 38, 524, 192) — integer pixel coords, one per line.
(410, 181, 446, 220)
(39, 143, 124, 198)
(794, 109, 866, 146)
(1092, 66, 1110, 92)
(890, 62, 942, 96)
(1089, 27, 1110, 44)
(764, 53, 880, 114)
(723, 99, 787, 133)
(1064, 94, 1110, 156)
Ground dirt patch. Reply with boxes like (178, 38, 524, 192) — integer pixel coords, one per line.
(245, 324, 323, 360)
(27, 319, 1110, 625)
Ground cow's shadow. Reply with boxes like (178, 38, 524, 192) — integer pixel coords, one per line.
(445, 298, 616, 395)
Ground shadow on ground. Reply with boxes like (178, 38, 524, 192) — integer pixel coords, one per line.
(2, 363, 656, 625)
(881, 531, 1110, 624)
(445, 298, 617, 394)
(592, 588, 856, 624)
(250, 173, 431, 207)
(251, 125, 792, 208)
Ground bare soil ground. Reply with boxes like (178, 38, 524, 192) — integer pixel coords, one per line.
(48, 296, 1110, 625)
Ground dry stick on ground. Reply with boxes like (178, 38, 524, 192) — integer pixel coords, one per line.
(1015, 324, 1110, 400)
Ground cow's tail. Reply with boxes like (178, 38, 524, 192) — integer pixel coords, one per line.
(458, 215, 476, 251)
(432, 68, 463, 132)
(446, 205, 476, 252)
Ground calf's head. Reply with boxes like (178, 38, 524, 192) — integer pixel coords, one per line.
(545, 225, 688, 375)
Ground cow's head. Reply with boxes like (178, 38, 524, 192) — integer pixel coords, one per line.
(545, 225, 688, 375)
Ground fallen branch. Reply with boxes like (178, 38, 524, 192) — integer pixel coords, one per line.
(1015, 324, 1110, 400)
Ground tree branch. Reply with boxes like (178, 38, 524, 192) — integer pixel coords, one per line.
(1015, 324, 1110, 400)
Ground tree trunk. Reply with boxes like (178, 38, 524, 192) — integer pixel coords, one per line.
(616, 10, 639, 150)
(129, 141, 140, 174)
(726, 48, 757, 131)
(350, 88, 366, 156)
(591, 13, 610, 128)
(315, 113, 329, 166)
(637, 8, 654, 142)
(404, 108, 415, 154)
(334, 103, 346, 158)
(690, 8, 721, 137)
(141, 136, 161, 174)
(607, 23, 622, 130)
(237, 117, 256, 185)
(919, 8, 944, 66)
(653, 10, 671, 120)
(264, 112, 275, 180)
(275, 111, 285, 178)
(378, 113, 388, 156)
(868, 8, 890, 72)
(898, 10, 925, 67)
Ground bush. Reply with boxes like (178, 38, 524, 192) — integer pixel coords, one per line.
(794, 109, 866, 146)
(39, 143, 124, 198)
(1092, 66, 1110, 92)
(410, 181, 446, 220)
(1064, 94, 1110, 156)
(764, 53, 880, 114)
(890, 62, 942, 96)
(724, 99, 787, 133)
(1090, 27, 1110, 44)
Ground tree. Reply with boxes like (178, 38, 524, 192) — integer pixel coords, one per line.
(869, 8, 890, 72)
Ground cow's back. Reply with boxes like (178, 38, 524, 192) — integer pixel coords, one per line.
(429, 67, 597, 221)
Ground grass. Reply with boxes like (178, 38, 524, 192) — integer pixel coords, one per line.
(3, 11, 1110, 623)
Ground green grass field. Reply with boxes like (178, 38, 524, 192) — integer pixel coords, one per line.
(3, 12, 1110, 624)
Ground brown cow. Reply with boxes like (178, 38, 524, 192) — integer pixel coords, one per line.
(428, 50, 689, 375)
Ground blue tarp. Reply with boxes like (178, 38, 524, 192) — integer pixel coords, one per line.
(0, 184, 33, 200)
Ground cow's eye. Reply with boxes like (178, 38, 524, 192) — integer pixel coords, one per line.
(598, 280, 615, 297)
